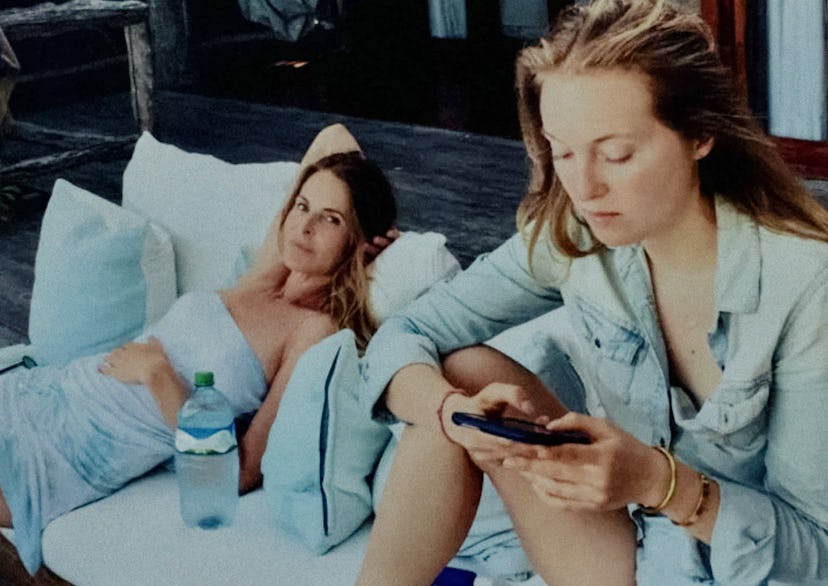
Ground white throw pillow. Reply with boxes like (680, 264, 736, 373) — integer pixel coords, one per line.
(123, 132, 300, 295)
(28, 179, 176, 365)
(368, 231, 461, 322)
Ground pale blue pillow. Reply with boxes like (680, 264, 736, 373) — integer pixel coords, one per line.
(262, 329, 391, 554)
(28, 180, 176, 366)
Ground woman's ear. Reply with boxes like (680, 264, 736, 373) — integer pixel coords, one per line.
(693, 136, 715, 160)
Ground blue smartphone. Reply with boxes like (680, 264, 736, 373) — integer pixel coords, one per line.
(451, 412, 591, 446)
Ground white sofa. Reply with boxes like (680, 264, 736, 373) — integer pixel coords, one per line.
(0, 133, 560, 585)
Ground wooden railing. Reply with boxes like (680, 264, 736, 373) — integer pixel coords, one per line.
(0, 0, 153, 183)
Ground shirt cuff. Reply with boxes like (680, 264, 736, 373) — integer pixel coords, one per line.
(360, 327, 441, 423)
(709, 478, 775, 584)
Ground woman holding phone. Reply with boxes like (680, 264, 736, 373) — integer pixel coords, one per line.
(356, 1, 828, 584)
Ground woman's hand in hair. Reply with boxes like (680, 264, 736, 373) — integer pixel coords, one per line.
(364, 226, 400, 264)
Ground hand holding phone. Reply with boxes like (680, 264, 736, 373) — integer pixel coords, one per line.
(451, 412, 591, 446)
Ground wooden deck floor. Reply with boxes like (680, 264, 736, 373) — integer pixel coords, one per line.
(0, 90, 530, 348)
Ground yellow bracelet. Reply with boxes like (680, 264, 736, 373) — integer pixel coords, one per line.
(675, 472, 710, 527)
(639, 446, 677, 515)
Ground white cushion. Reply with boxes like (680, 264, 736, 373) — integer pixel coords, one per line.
(368, 231, 461, 322)
(0, 344, 32, 373)
(41, 468, 550, 585)
(123, 132, 299, 295)
(41, 470, 370, 586)
(27, 179, 176, 365)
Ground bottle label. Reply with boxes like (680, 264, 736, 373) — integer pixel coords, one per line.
(175, 422, 237, 454)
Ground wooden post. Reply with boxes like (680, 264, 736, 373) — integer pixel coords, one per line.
(146, 0, 193, 89)
(1, 0, 155, 132)
(0, 0, 154, 181)
(125, 21, 155, 132)
(0, 25, 20, 135)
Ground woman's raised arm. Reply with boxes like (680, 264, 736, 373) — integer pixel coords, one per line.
(299, 123, 362, 169)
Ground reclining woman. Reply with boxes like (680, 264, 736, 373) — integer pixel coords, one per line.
(357, 1, 828, 584)
(0, 123, 397, 574)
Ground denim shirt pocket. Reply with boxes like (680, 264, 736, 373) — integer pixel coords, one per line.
(572, 296, 645, 405)
(674, 377, 770, 455)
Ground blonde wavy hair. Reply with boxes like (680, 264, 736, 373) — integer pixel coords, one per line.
(515, 0, 828, 262)
(278, 151, 396, 350)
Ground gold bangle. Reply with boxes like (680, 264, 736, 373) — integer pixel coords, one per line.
(675, 472, 710, 527)
(639, 446, 677, 515)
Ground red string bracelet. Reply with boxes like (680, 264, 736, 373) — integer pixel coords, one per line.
(437, 389, 465, 441)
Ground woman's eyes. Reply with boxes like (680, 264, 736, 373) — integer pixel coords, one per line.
(551, 150, 633, 163)
(601, 151, 633, 163)
(294, 200, 343, 226)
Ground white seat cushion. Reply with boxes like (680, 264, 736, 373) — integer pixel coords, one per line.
(42, 469, 370, 586)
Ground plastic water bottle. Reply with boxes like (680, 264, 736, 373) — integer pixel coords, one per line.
(175, 371, 239, 529)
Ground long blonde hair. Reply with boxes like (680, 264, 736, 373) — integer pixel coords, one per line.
(279, 152, 396, 350)
(515, 0, 828, 261)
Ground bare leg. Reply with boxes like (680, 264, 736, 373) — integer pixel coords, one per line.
(0, 485, 11, 527)
(442, 345, 569, 419)
(356, 424, 482, 586)
(444, 346, 637, 586)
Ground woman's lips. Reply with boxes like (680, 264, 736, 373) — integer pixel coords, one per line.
(582, 210, 620, 225)
(289, 240, 313, 254)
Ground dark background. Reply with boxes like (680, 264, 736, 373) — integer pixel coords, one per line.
(8, 0, 570, 140)
(6, 0, 775, 140)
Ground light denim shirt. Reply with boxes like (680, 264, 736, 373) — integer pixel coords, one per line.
(361, 198, 828, 585)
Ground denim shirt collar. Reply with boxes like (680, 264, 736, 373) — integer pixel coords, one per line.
(713, 196, 761, 314)
(566, 196, 761, 325)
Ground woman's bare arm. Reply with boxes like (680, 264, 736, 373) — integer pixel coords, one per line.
(299, 123, 363, 169)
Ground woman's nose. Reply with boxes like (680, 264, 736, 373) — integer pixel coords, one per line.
(302, 215, 316, 234)
(570, 159, 607, 202)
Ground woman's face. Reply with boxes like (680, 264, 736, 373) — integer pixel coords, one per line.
(539, 69, 713, 248)
(281, 169, 355, 276)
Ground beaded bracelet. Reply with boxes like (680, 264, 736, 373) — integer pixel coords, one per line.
(675, 472, 710, 527)
(639, 446, 677, 515)
(437, 389, 465, 441)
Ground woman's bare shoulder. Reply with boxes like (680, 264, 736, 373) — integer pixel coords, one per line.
(288, 310, 339, 354)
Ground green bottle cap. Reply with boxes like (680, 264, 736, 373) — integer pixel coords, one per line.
(194, 371, 214, 387)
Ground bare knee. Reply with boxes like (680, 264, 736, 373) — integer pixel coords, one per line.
(443, 345, 527, 391)
(443, 346, 567, 417)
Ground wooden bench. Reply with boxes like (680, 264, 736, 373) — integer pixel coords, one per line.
(0, 0, 154, 184)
